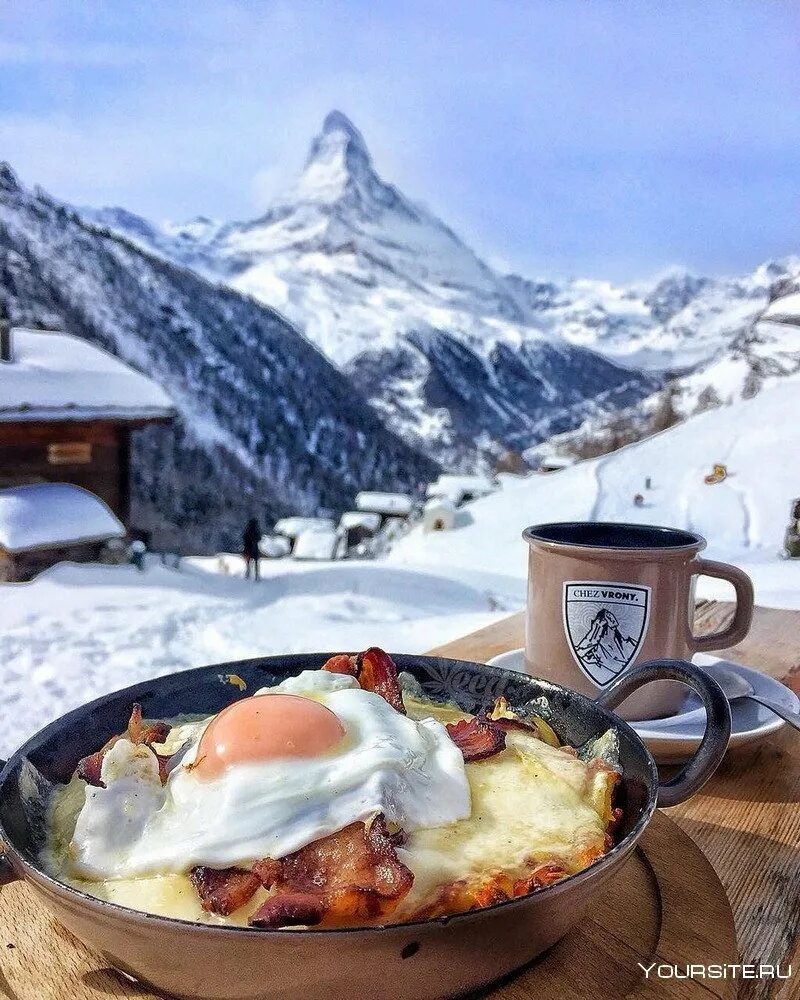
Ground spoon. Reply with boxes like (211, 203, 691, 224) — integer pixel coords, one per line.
(641, 660, 800, 732)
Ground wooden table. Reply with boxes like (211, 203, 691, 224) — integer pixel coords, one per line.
(431, 601, 800, 1000)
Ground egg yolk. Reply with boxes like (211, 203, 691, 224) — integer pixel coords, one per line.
(192, 694, 346, 778)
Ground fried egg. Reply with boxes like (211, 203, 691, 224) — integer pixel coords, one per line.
(67, 670, 471, 880)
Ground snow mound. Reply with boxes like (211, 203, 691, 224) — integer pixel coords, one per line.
(0, 483, 125, 552)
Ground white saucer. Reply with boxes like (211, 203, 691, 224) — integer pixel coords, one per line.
(485, 648, 798, 762)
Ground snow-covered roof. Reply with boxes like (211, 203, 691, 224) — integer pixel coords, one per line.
(258, 534, 291, 558)
(0, 483, 125, 553)
(424, 496, 457, 513)
(273, 516, 336, 538)
(292, 528, 339, 561)
(0, 328, 174, 423)
(536, 455, 574, 470)
(426, 474, 496, 504)
(339, 511, 381, 532)
(355, 491, 414, 515)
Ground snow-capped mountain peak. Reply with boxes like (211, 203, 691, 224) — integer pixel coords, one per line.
(296, 109, 377, 205)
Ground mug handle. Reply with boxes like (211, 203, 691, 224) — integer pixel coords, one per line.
(688, 559, 754, 653)
(595, 659, 731, 807)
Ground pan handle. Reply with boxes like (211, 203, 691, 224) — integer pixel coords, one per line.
(0, 758, 21, 886)
(595, 659, 732, 807)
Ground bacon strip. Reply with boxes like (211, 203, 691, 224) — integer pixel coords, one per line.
(252, 857, 283, 889)
(248, 815, 413, 929)
(322, 647, 406, 715)
(321, 654, 358, 676)
(250, 892, 325, 929)
(446, 716, 506, 762)
(355, 647, 405, 714)
(125, 703, 171, 746)
(413, 862, 569, 921)
(76, 703, 173, 788)
(189, 866, 261, 916)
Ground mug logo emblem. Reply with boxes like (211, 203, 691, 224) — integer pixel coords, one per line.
(563, 581, 651, 687)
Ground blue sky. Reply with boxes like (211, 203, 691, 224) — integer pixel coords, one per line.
(1, 1, 798, 281)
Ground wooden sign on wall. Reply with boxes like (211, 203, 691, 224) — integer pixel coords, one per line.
(47, 442, 93, 465)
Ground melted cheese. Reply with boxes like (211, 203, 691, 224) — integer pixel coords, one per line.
(44, 694, 618, 925)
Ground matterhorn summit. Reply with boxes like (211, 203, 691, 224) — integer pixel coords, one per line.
(293, 110, 381, 206)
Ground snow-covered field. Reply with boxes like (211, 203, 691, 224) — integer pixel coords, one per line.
(0, 559, 512, 758)
(1, 376, 797, 757)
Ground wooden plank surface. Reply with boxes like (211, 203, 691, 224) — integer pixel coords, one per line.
(432, 601, 800, 1000)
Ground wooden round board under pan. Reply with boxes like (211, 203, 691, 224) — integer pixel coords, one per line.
(0, 811, 736, 1000)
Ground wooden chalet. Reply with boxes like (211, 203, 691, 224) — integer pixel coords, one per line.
(0, 325, 174, 528)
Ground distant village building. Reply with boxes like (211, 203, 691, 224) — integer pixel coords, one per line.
(426, 475, 496, 507)
(273, 517, 336, 554)
(533, 454, 574, 474)
(784, 499, 800, 559)
(422, 496, 456, 532)
(0, 327, 174, 528)
(338, 511, 382, 551)
(0, 482, 125, 582)
(292, 527, 340, 561)
(355, 491, 415, 526)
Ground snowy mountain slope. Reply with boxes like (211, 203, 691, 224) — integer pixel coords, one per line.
(84, 112, 656, 465)
(524, 261, 800, 374)
(390, 374, 800, 585)
(524, 270, 800, 465)
(0, 163, 437, 552)
(346, 328, 655, 463)
(81, 111, 800, 467)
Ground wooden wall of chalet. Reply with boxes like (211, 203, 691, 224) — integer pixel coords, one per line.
(0, 540, 107, 583)
(0, 421, 130, 522)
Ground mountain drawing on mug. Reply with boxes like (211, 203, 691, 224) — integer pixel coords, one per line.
(563, 582, 651, 686)
(574, 609, 638, 670)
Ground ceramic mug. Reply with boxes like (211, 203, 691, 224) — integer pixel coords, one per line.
(523, 522, 754, 720)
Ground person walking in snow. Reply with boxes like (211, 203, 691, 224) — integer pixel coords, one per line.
(242, 517, 262, 581)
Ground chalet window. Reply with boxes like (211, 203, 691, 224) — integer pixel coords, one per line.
(47, 442, 93, 465)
